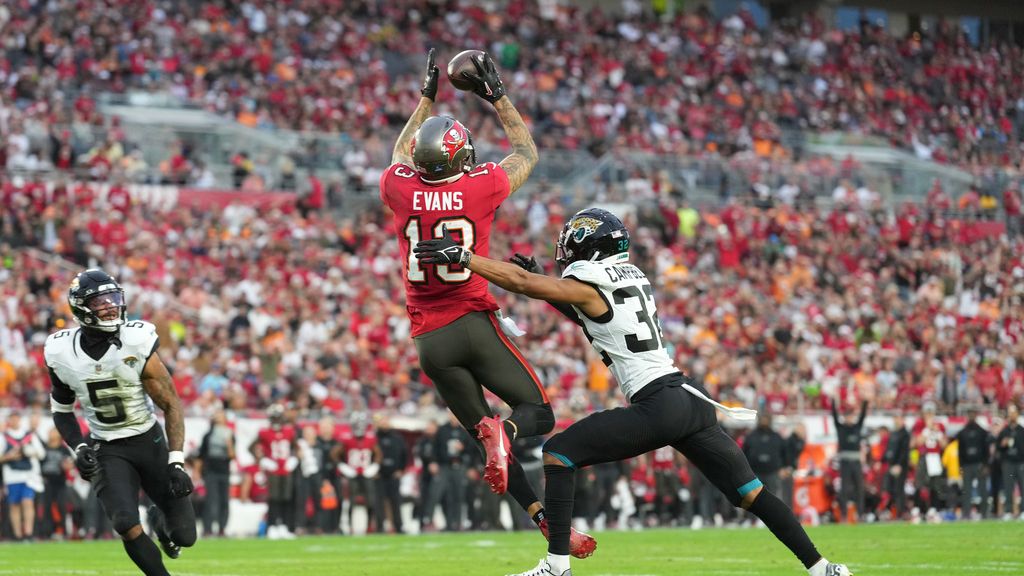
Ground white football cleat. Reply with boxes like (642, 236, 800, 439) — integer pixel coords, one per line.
(824, 564, 854, 576)
(506, 559, 570, 576)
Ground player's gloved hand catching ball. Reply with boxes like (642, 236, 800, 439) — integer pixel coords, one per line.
(414, 225, 472, 266)
(74, 443, 100, 481)
(460, 52, 506, 104)
(421, 48, 439, 101)
(510, 253, 543, 274)
(168, 454, 194, 498)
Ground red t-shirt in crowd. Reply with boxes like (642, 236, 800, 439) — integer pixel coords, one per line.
(380, 160, 510, 336)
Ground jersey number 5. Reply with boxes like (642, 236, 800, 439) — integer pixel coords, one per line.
(87, 380, 127, 424)
(404, 217, 476, 284)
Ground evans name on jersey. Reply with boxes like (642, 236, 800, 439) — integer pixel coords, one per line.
(562, 256, 677, 400)
(44, 321, 159, 441)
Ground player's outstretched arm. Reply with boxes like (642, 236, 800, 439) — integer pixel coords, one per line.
(509, 253, 583, 326)
(460, 52, 538, 193)
(392, 48, 438, 166)
(413, 227, 605, 317)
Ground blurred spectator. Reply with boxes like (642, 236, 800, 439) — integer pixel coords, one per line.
(882, 413, 911, 519)
(833, 399, 868, 522)
(374, 414, 407, 534)
(996, 404, 1024, 520)
(742, 413, 787, 499)
(414, 420, 439, 529)
(37, 427, 72, 540)
(0, 412, 44, 541)
(913, 405, 949, 517)
(781, 423, 805, 511)
(197, 410, 235, 537)
(425, 412, 471, 531)
(956, 406, 993, 519)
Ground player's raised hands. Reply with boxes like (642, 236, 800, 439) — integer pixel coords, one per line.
(461, 52, 506, 104)
(421, 48, 440, 101)
(414, 225, 472, 266)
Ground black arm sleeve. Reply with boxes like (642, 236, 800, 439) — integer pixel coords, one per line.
(49, 367, 76, 406)
(857, 401, 868, 429)
(53, 412, 86, 450)
(831, 401, 840, 428)
(547, 301, 583, 326)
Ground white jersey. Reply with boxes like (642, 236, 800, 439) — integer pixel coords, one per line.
(44, 321, 159, 441)
(562, 254, 677, 400)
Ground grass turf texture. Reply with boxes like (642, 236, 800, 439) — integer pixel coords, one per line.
(1, 522, 1022, 575)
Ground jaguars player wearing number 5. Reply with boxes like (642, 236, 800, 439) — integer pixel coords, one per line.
(379, 49, 594, 557)
(45, 269, 196, 576)
(415, 209, 854, 576)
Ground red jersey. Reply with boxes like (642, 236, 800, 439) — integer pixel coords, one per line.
(257, 426, 296, 476)
(380, 161, 510, 336)
(240, 464, 269, 502)
(340, 432, 378, 475)
(651, 446, 676, 471)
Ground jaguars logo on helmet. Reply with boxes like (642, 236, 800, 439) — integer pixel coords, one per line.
(556, 208, 630, 270)
(68, 268, 126, 332)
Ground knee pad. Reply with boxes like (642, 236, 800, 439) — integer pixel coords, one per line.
(112, 510, 141, 536)
(510, 402, 555, 436)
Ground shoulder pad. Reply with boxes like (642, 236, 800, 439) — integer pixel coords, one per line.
(43, 330, 75, 363)
(561, 260, 612, 288)
(120, 320, 158, 350)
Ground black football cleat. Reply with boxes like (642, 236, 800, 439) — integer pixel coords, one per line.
(147, 505, 181, 559)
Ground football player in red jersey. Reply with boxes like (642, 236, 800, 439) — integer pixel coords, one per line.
(256, 404, 297, 539)
(380, 49, 594, 558)
(337, 413, 381, 534)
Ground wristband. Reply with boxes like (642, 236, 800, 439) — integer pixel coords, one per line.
(75, 443, 89, 452)
(168, 451, 185, 465)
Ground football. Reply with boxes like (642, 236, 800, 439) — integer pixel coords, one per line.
(447, 49, 484, 91)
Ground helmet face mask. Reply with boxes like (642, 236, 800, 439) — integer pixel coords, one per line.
(412, 116, 476, 182)
(555, 208, 630, 271)
(68, 269, 126, 332)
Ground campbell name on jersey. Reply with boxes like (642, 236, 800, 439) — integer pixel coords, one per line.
(44, 321, 159, 441)
(562, 255, 677, 400)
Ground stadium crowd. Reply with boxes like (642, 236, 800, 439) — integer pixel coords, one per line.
(2, 159, 1024, 538)
(2, 0, 1024, 544)
(2, 0, 1024, 187)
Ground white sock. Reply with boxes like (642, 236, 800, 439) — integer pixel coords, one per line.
(546, 553, 571, 575)
(808, 558, 829, 576)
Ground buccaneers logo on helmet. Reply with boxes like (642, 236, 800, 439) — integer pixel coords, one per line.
(441, 124, 468, 166)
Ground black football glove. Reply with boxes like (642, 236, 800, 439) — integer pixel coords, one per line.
(510, 253, 543, 274)
(461, 52, 506, 104)
(168, 463, 194, 499)
(413, 225, 472, 266)
(74, 444, 100, 481)
(421, 48, 439, 101)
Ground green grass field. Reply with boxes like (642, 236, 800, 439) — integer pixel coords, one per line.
(1, 522, 1022, 575)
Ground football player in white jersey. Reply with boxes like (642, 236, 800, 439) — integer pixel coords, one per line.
(45, 269, 196, 575)
(415, 208, 853, 576)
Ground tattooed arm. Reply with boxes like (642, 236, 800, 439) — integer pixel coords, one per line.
(141, 352, 185, 453)
(393, 97, 434, 167)
(393, 49, 439, 166)
(494, 96, 539, 194)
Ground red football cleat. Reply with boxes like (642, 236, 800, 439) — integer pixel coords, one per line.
(476, 416, 511, 495)
(538, 518, 597, 559)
